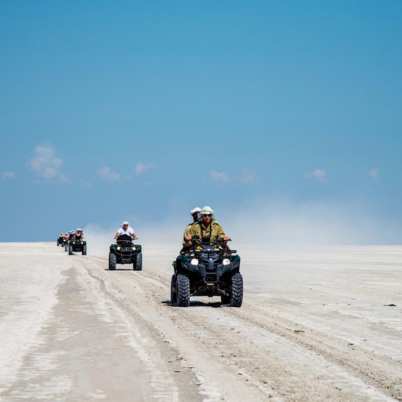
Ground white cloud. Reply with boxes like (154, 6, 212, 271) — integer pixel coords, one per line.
(97, 166, 121, 182)
(369, 167, 380, 180)
(209, 170, 230, 183)
(209, 169, 257, 184)
(0, 171, 16, 180)
(308, 168, 327, 183)
(135, 162, 155, 176)
(30, 145, 65, 180)
(238, 169, 256, 184)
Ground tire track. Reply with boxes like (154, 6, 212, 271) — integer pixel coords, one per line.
(137, 264, 402, 400)
(86, 256, 397, 401)
(75, 258, 200, 402)
(228, 304, 402, 401)
(82, 257, 270, 402)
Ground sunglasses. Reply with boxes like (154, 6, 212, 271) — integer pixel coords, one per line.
(202, 214, 212, 217)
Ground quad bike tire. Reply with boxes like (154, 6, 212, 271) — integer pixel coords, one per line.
(82, 245, 87, 256)
(176, 274, 190, 307)
(68, 244, 73, 255)
(109, 253, 116, 270)
(64, 243, 68, 252)
(170, 274, 177, 305)
(230, 272, 243, 307)
(133, 252, 142, 271)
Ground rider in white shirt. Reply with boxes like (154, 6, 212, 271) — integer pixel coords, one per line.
(115, 221, 137, 240)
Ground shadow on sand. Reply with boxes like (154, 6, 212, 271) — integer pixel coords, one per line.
(104, 268, 136, 271)
(161, 300, 222, 308)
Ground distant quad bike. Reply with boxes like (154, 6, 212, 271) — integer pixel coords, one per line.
(109, 234, 142, 271)
(171, 237, 243, 307)
(68, 237, 87, 256)
(65, 233, 74, 252)
(57, 235, 64, 247)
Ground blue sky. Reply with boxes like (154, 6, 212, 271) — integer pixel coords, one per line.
(1, 0, 402, 242)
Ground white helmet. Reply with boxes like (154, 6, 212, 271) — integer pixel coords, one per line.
(191, 207, 201, 215)
(201, 206, 214, 215)
(122, 221, 129, 226)
(76, 228, 83, 232)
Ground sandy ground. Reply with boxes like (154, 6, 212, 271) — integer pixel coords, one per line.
(0, 243, 401, 402)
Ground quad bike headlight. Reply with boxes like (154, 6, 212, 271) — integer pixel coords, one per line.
(222, 258, 231, 266)
(117, 246, 121, 251)
(191, 258, 199, 266)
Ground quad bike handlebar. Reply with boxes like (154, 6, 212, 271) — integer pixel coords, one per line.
(116, 234, 136, 245)
(189, 236, 236, 255)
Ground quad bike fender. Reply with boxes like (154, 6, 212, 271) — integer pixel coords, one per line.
(175, 255, 201, 275)
(221, 254, 241, 275)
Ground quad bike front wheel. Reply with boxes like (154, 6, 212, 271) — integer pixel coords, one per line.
(230, 272, 243, 307)
(82, 245, 87, 256)
(170, 274, 177, 305)
(133, 252, 142, 271)
(176, 274, 190, 307)
(68, 245, 73, 255)
(109, 253, 116, 270)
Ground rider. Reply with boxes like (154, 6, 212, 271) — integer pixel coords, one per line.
(184, 206, 230, 250)
(180, 207, 201, 253)
(74, 228, 84, 240)
(115, 221, 137, 240)
(190, 207, 201, 224)
(57, 233, 64, 245)
(183, 207, 201, 242)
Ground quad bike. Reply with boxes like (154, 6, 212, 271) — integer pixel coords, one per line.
(171, 237, 243, 307)
(108, 234, 142, 271)
(57, 235, 64, 247)
(68, 236, 87, 256)
(65, 233, 74, 252)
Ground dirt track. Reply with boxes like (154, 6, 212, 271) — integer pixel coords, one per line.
(1, 243, 402, 402)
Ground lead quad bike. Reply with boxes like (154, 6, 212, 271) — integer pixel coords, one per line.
(68, 236, 87, 255)
(109, 234, 142, 271)
(171, 237, 243, 307)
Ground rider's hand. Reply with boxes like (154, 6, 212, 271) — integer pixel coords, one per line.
(184, 234, 192, 242)
(223, 235, 231, 242)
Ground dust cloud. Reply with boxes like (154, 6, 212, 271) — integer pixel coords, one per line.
(83, 199, 401, 258)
